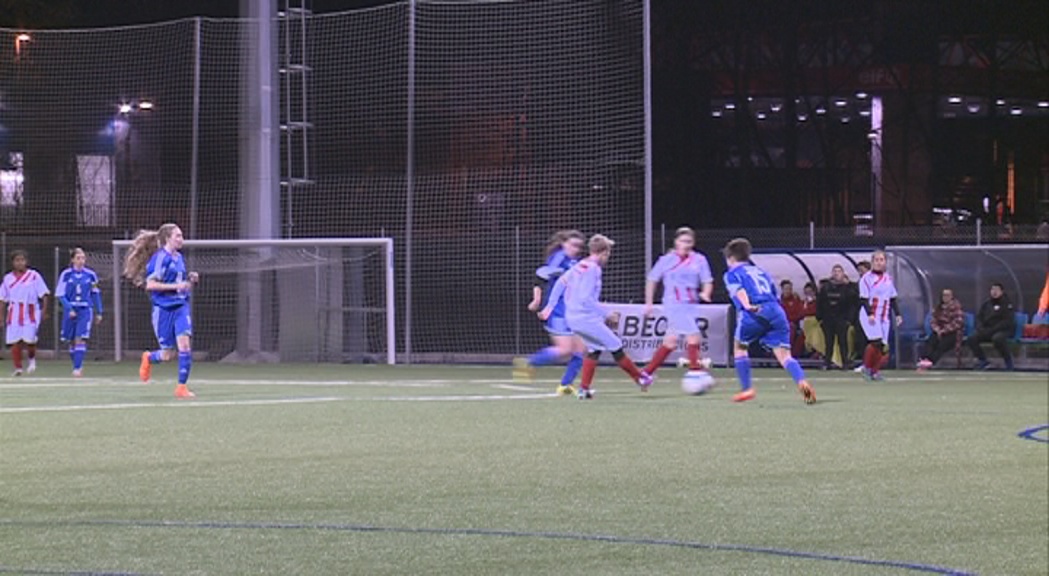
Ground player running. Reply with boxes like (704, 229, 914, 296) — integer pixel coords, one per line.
(643, 227, 714, 377)
(122, 223, 199, 399)
(56, 248, 104, 377)
(723, 238, 815, 404)
(0, 250, 50, 376)
(514, 230, 587, 395)
(540, 234, 652, 399)
(857, 250, 902, 381)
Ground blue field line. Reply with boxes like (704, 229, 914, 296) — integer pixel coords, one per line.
(1017, 424, 1049, 443)
(0, 518, 976, 575)
(0, 568, 149, 576)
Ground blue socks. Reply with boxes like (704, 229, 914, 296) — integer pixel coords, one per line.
(149, 350, 164, 364)
(177, 351, 193, 385)
(735, 356, 752, 391)
(784, 358, 806, 383)
(70, 344, 87, 370)
(528, 346, 563, 368)
(561, 354, 583, 385)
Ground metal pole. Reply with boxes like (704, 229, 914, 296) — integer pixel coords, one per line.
(385, 238, 396, 365)
(642, 0, 653, 274)
(53, 247, 60, 354)
(405, 0, 416, 364)
(112, 242, 122, 362)
(189, 17, 202, 240)
(976, 218, 982, 246)
(514, 226, 521, 356)
(659, 222, 665, 253)
(809, 221, 815, 250)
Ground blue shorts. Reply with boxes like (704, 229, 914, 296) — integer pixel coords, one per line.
(735, 308, 791, 350)
(544, 314, 573, 337)
(152, 305, 193, 349)
(60, 308, 93, 341)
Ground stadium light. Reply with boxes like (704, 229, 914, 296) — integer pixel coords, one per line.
(756, 111, 767, 120)
(967, 103, 981, 114)
(995, 99, 1006, 106)
(840, 116, 851, 124)
(797, 114, 808, 122)
(711, 109, 723, 118)
(947, 96, 962, 104)
(834, 99, 847, 108)
(1009, 107, 1022, 116)
(815, 106, 827, 115)
(118, 103, 133, 115)
(724, 102, 736, 110)
(770, 103, 782, 112)
(855, 91, 869, 99)
(1038, 101, 1049, 108)
(137, 100, 154, 111)
(14, 33, 31, 56)
(859, 109, 871, 117)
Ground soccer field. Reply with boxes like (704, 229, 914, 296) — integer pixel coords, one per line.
(1, 364, 1046, 576)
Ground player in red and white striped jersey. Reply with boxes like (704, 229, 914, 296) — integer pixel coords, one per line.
(0, 251, 51, 376)
(857, 250, 902, 381)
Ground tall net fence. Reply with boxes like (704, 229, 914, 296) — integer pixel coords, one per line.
(3, 3, 1045, 362)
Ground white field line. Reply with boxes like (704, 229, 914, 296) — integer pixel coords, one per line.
(0, 392, 555, 414)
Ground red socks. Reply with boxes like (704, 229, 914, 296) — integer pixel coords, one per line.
(616, 355, 643, 380)
(687, 343, 701, 370)
(580, 357, 597, 390)
(864, 343, 884, 373)
(11, 342, 23, 370)
(645, 345, 674, 374)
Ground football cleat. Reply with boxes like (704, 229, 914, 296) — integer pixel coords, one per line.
(512, 358, 535, 382)
(26, 359, 36, 374)
(174, 384, 196, 399)
(72, 369, 83, 378)
(636, 371, 653, 392)
(577, 388, 594, 400)
(556, 384, 576, 396)
(797, 381, 817, 404)
(732, 389, 757, 402)
(12, 369, 23, 377)
(139, 351, 153, 383)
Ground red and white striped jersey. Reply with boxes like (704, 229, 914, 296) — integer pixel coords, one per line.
(1, 269, 50, 326)
(859, 270, 897, 321)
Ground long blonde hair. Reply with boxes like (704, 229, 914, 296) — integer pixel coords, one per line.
(122, 223, 179, 286)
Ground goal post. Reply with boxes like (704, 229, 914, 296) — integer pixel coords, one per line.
(110, 237, 395, 365)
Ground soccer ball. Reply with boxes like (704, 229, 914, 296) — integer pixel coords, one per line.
(681, 370, 716, 395)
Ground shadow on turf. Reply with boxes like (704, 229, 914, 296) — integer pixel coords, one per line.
(0, 518, 976, 575)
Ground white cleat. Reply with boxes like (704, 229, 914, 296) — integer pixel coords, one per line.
(637, 371, 654, 391)
(72, 369, 83, 378)
(26, 359, 36, 374)
(12, 369, 23, 377)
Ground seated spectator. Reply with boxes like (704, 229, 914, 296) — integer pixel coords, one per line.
(965, 282, 1017, 371)
(917, 288, 964, 370)
(817, 265, 853, 369)
(780, 280, 806, 357)
(798, 282, 821, 359)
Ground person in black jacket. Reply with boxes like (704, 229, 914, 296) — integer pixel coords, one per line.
(817, 264, 854, 369)
(965, 282, 1017, 370)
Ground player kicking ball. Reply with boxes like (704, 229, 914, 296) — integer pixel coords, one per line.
(723, 238, 816, 404)
(540, 234, 652, 399)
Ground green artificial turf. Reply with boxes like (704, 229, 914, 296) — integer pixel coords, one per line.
(1, 363, 1046, 575)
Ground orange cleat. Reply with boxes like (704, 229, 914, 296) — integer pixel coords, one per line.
(798, 381, 817, 404)
(139, 351, 152, 383)
(174, 384, 196, 399)
(732, 389, 757, 403)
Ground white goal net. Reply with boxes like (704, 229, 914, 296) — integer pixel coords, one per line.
(105, 238, 395, 364)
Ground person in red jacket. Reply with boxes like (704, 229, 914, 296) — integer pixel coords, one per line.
(780, 280, 807, 357)
(917, 288, 965, 370)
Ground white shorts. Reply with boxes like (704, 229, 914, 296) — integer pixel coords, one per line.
(662, 304, 701, 336)
(567, 315, 623, 352)
(859, 312, 891, 342)
(6, 321, 41, 345)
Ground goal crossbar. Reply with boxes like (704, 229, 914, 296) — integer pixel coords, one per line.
(111, 238, 396, 365)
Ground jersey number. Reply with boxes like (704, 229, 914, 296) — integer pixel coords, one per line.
(746, 268, 773, 295)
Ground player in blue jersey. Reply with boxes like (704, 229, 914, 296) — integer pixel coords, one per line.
(122, 223, 199, 399)
(514, 230, 588, 394)
(56, 248, 104, 377)
(723, 238, 816, 404)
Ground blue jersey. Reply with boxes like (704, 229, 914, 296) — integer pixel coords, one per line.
(146, 249, 190, 309)
(56, 266, 103, 314)
(724, 263, 782, 312)
(536, 249, 577, 318)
